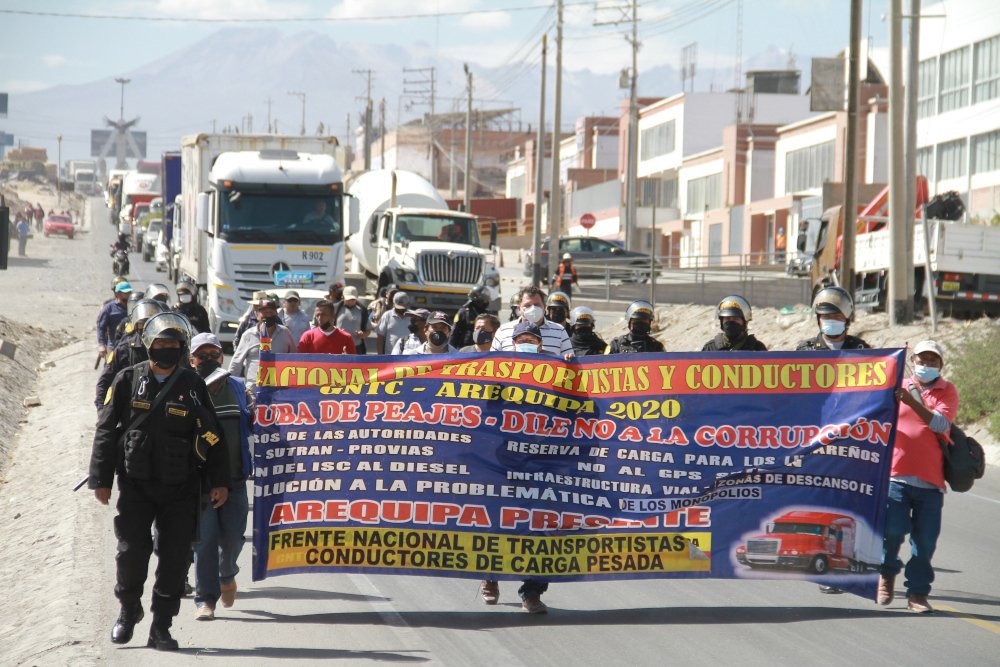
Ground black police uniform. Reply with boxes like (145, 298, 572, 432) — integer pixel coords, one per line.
(175, 301, 210, 334)
(450, 301, 488, 348)
(89, 361, 228, 633)
(702, 333, 768, 352)
(607, 333, 665, 354)
(570, 330, 607, 356)
(96, 331, 147, 408)
(794, 333, 871, 351)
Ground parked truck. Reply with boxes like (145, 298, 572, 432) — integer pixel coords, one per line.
(735, 510, 874, 574)
(791, 178, 1000, 316)
(346, 169, 500, 313)
(178, 133, 347, 343)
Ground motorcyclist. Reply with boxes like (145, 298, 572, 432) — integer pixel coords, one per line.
(795, 286, 871, 351)
(701, 295, 768, 351)
(545, 291, 572, 335)
(95, 299, 170, 408)
(145, 283, 171, 305)
(174, 278, 210, 334)
(568, 306, 607, 356)
(606, 300, 664, 354)
(450, 285, 493, 348)
(111, 234, 131, 274)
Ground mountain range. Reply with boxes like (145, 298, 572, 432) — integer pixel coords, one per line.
(5, 27, 797, 164)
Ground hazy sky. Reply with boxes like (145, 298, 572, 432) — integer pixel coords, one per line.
(1, 0, 893, 94)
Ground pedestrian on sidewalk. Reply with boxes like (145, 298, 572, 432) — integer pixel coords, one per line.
(189, 333, 253, 621)
(15, 214, 30, 256)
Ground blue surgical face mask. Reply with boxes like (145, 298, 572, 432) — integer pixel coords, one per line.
(515, 342, 540, 354)
(913, 364, 940, 383)
(820, 319, 846, 337)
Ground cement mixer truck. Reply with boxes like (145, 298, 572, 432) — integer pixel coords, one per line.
(346, 170, 500, 313)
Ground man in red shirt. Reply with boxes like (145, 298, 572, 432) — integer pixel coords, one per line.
(297, 299, 356, 354)
(878, 340, 959, 613)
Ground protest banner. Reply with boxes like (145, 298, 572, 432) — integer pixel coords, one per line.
(252, 349, 904, 596)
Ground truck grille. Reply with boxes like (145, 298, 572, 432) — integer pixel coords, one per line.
(746, 539, 779, 555)
(232, 263, 329, 302)
(419, 252, 483, 285)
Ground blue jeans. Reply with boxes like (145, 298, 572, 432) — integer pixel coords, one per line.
(879, 480, 943, 596)
(194, 484, 249, 607)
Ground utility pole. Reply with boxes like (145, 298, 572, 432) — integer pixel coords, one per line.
(595, 1, 640, 250)
(547, 0, 564, 285)
(287, 91, 306, 135)
(403, 67, 437, 186)
(903, 0, 921, 306)
(56, 134, 63, 206)
(265, 97, 273, 133)
(353, 69, 374, 171)
(463, 63, 473, 210)
(839, 0, 863, 298)
(532, 35, 548, 287)
(888, 0, 913, 324)
(379, 98, 386, 169)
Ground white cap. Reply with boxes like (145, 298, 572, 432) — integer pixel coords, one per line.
(913, 340, 945, 364)
(342, 285, 359, 300)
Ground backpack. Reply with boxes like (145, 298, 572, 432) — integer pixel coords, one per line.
(940, 425, 986, 492)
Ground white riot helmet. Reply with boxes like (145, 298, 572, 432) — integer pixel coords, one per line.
(717, 295, 752, 322)
(570, 306, 596, 327)
(812, 286, 855, 322)
(141, 312, 194, 350)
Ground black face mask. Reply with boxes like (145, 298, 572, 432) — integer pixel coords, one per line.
(429, 330, 449, 347)
(262, 315, 280, 328)
(149, 347, 183, 369)
(195, 360, 221, 379)
(548, 309, 567, 323)
(722, 321, 746, 340)
(630, 321, 651, 337)
(574, 325, 594, 336)
(474, 329, 494, 345)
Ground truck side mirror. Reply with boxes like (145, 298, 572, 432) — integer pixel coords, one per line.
(489, 221, 497, 249)
(196, 192, 211, 235)
(346, 195, 360, 237)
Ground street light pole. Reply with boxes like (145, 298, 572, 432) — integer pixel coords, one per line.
(56, 134, 63, 207)
(463, 63, 473, 211)
(288, 91, 306, 135)
(114, 77, 130, 121)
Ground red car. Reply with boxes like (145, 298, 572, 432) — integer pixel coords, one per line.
(43, 214, 75, 239)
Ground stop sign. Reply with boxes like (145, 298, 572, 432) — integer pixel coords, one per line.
(580, 213, 596, 229)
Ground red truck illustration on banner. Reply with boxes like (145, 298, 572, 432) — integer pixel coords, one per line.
(735, 510, 878, 575)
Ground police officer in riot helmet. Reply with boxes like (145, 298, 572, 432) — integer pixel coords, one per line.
(796, 286, 871, 351)
(450, 285, 493, 348)
(113, 291, 149, 341)
(96, 299, 171, 408)
(145, 283, 171, 304)
(702, 295, 768, 352)
(507, 292, 521, 322)
(546, 291, 572, 335)
(569, 306, 607, 356)
(607, 300, 664, 353)
(174, 278, 210, 334)
(89, 312, 229, 651)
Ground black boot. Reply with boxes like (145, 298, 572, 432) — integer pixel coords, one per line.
(111, 603, 144, 644)
(147, 618, 179, 651)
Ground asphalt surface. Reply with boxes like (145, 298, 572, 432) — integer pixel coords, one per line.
(66, 196, 1000, 664)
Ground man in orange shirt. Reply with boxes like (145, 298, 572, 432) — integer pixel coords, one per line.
(552, 253, 578, 298)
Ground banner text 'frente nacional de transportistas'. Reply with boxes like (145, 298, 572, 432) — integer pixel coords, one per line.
(252, 349, 903, 596)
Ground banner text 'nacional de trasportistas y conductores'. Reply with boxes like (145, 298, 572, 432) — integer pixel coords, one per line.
(251, 349, 904, 596)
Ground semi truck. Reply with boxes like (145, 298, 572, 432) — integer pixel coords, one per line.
(118, 171, 160, 230)
(177, 133, 347, 343)
(346, 169, 500, 313)
(790, 178, 1000, 316)
(735, 510, 875, 574)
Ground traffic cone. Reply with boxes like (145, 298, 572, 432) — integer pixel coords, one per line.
(498, 249, 505, 267)
(517, 248, 523, 263)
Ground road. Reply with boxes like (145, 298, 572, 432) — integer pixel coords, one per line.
(3, 195, 998, 665)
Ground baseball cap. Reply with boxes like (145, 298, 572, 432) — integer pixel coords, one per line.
(913, 340, 945, 364)
(342, 285, 359, 300)
(513, 320, 543, 340)
(426, 311, 452, 328)
(404, 308, 430, 321)
(393, 291, 410, 306)
(250, 290, 269, 305)
(115, 281, 133, 293)
(191, 332, 223, 351)
(283, 290, 300, 301)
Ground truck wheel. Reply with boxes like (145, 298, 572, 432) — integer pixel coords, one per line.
(809, 556, 829, 575)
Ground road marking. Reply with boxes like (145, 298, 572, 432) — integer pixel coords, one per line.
(936, 603, 1000, 637)
(965, 493, 1000, 506)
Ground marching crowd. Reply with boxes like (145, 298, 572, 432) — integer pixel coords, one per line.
(87, 274, 959, 649)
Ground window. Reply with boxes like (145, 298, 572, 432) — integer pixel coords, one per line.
(939, 47, 970, 112)
(916, 146, 934, 182)
(508, 174, 525, 200)
(783, 141, 834, 194)
(639, 120, 676, 161)
(917, 58, 937, 118)
(560, 238, 584, 253)
(973, 35, 1000, 103)
(973, 130, 1000, 175)
(685, 173, 722, 215)
(639, 176, 678, 208)
(586, 239, 617, 253)
(937, 139, 967, 180)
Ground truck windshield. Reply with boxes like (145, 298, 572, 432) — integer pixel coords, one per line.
(395, 214, 480, 246)
(218, 192, 343, 244)
(770, 523, 824, 536)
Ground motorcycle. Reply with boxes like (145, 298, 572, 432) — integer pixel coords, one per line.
(112, 248, 130, 276)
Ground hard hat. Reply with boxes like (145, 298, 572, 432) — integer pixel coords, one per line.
(145, 283, 171, 303)
(570, 306, 595, 327)
(175, 278, 196, 295)
(129, 299, 169, 327)
(812, 286, 854, 321)
(141, 312, 194, 349)
(625, 300, 654, 322)
(547, 291, 571, 310)
(562, 252, 573, 261)
(717, 295, 752, 322)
